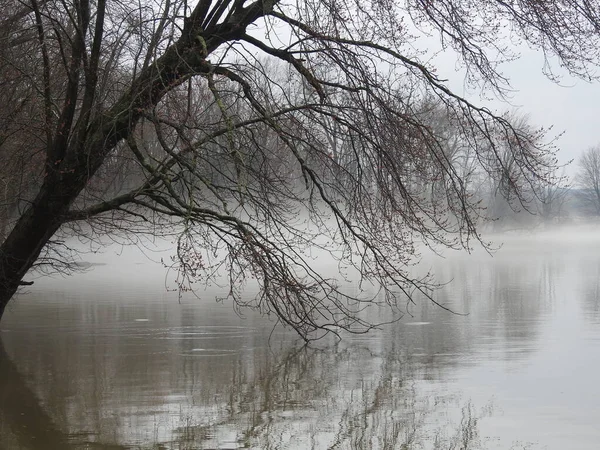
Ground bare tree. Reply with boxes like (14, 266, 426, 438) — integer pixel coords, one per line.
(0, 0, 596, 339)
(477, 113, 559, 231)
(534, 168, 570, 224)
(577, 145, 600, 216)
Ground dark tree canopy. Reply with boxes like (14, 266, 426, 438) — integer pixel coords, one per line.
(0, 0, 598, 339)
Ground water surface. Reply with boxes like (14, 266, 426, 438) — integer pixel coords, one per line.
(2, 235, 600, 449)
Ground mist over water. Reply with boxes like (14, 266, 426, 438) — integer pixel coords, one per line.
(2, 224, 600, 448)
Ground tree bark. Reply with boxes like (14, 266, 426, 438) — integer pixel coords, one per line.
(0, 1, 270, 322)
(0, 176, 79, 320)
(0, 42, 188, 322)
(0, 53, 194, 321)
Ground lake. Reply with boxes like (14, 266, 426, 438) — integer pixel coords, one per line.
(2, 231, 600, 449)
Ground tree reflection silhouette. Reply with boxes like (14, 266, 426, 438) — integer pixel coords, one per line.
(166, 343, 494, 449)
(0, 337, 129, 450)
(0, 316, 498, 449)
(0, 336, 72, 450)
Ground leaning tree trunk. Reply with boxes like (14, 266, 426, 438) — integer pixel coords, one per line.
(0, 55, 198, 320)
(0, 1, 268, 321)
(0, 48, 184, 321)
(0, 176, 82, 320)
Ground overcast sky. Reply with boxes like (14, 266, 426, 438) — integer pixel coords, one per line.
(434, 46, 600, 180)
(503, 50, 600, 176)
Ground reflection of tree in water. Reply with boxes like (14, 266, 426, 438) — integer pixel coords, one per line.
(1, 295, 287, 447)
(0, 336, 129, 450)
(166, 342, 498, 449)
(578, 254, 600, 323)
(420, 251, 563, 365)
(1, 252, 564, 450)
(1, 329, 495, 450)
(0, 336, 71, 450)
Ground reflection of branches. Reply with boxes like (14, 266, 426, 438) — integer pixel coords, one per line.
(433, 401, 495, 450)
(6, 243, 566, 450)
(165, 340, 495, 449)
(579, 257, 600, 323)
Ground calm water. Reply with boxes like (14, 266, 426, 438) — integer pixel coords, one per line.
(2, 234, 600, 449)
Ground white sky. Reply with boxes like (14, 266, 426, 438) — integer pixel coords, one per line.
(503, 51, 600, 176)
(434, 46, 600, 179)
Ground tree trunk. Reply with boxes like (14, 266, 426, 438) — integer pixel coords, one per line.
(0, 11, 243, 321)
(0, 51, 189, 321)
(0, 176, 80, 320)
